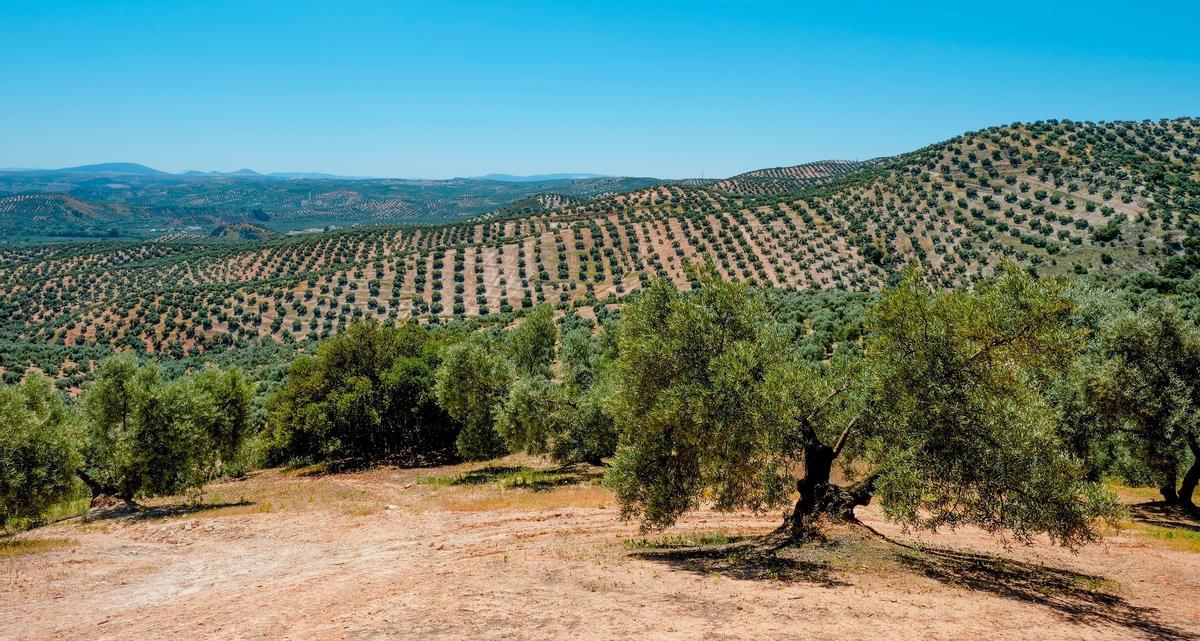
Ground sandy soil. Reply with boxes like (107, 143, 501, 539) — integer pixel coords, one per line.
(3, 457, 1198, 641)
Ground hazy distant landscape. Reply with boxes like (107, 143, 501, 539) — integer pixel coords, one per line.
(0, 163, 665, 240)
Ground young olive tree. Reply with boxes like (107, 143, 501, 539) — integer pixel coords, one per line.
(495, 322, 619, 465)
(606, 264, 1118, 545)
(0, 375, 82, 529)
(506, 304, 557, 377)
(78, 355, 254, 505)
(435, 333, 512, 460)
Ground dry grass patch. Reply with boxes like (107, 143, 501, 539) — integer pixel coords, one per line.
(428, 484, 613, 513)
(0, 538, 72, 560)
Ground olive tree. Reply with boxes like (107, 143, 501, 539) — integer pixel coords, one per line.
(506, 304, 557, 377)
(0, 375, 82, 528)
(78, 355, 254, 505)
(264, 320, 452, 464)
(495, 322, 619, 465)
(435, 333, 512, 460)
(606, 265, 1118, 545)
(1089, 301, 1200, 510)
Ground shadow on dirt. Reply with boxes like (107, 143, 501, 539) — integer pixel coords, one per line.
(629, 538, 849, 588)
(634, 527, 1195, 640)
(82, 500, 254, 523)
(291, 447, 461, 477)
(882, 533, 1193, 641)
(897, 544, 1194, 640)
(1129, 501, 1200, 534)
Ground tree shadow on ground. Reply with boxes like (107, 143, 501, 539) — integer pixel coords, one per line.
(82, 500, 253, 523)
(450, 463, 604, 490)
(292, 447, 461, 477)
(634, 527, 1195, 640)
(1129, 502, 1200, 534)
(894, 543, 1195, 641)
(629, 538, 849, 588)
(450, 466, 527, 485)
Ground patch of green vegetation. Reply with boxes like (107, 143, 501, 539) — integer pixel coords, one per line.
(1138, 524, 1200, 553)
(622, 532, 739, 549)
(423, 465, 592, 490)
(496, 467, 577, 489)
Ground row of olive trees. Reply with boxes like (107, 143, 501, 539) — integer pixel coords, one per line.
(435, 305, 618, 464)
(1, 357, 254, 529)
(259, 308, 618, 468)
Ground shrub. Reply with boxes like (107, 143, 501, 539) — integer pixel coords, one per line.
(0, 375, 82, 528)
(264, 320, 453, 464)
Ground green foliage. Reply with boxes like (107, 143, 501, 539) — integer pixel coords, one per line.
(264, 320, 453, 464)
(80, 355, 254, 499)
(496, 371, 618, 465)
(606, 265, 1119, 546)
(864, 266, 1117, 545)
(605, 267, 795, 529)
(560, 326, 599, 392)
(1087, 299, 1200, 501)
(435, 333, 512, 460)
(1091, 214, 1127, 242)
(0, 375, 82, 528)
(496, 376, 568, 455)
(505, 304, 557, 377)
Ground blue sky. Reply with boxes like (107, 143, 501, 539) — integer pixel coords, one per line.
(2, 1, 1198, 178)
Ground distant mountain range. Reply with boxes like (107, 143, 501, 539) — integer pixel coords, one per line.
(8, 164, 613, 182)
(0, 163, 665, 240)
(56, 162, 169, 176)
(472, 173, 609, 182)
(0, 159, 892, 241)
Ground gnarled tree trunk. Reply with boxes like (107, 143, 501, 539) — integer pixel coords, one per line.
(1178, 435, 1200, 513)
(76, 469, 134, 511)
(784, 443, 877, 539)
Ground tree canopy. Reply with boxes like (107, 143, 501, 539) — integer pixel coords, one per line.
(606, 264, 1120, 545)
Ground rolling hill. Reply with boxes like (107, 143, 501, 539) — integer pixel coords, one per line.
(0, 167, 665, 238)
(1, 117, 1197, 383)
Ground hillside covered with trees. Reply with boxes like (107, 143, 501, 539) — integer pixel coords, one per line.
(1, 119, 1198, 389)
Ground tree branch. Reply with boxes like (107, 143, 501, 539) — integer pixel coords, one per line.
(831, 414, 860, 458)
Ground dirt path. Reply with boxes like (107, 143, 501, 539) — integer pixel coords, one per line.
(3, 460, 1199, 640)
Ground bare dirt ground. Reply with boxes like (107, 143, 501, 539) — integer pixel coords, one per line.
(3, 456, 1199, 641)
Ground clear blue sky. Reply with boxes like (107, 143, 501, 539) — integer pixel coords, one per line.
(2, 1, 1198, 179)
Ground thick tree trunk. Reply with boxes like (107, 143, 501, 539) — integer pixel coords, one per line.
(76, 469, 133, 509)
(784, 444, 877, 539)
(1179, 436, 1200, 512)
(1160, 475, 1180, 505)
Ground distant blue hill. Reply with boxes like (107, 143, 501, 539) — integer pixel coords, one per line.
(474, 173, 608, 182)
(57, 162, 167, 175)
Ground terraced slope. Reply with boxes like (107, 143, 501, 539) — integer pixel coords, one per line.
(2, 118, 1197, 381)
(713, 159, 885, 196)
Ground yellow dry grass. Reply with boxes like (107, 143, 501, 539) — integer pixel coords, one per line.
(421, 484, 613, 513)
(0, 538, 72, 560)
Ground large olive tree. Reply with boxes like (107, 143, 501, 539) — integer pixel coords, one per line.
(606, 265, 1117, 545)
(1088, 300, 1200, 511)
